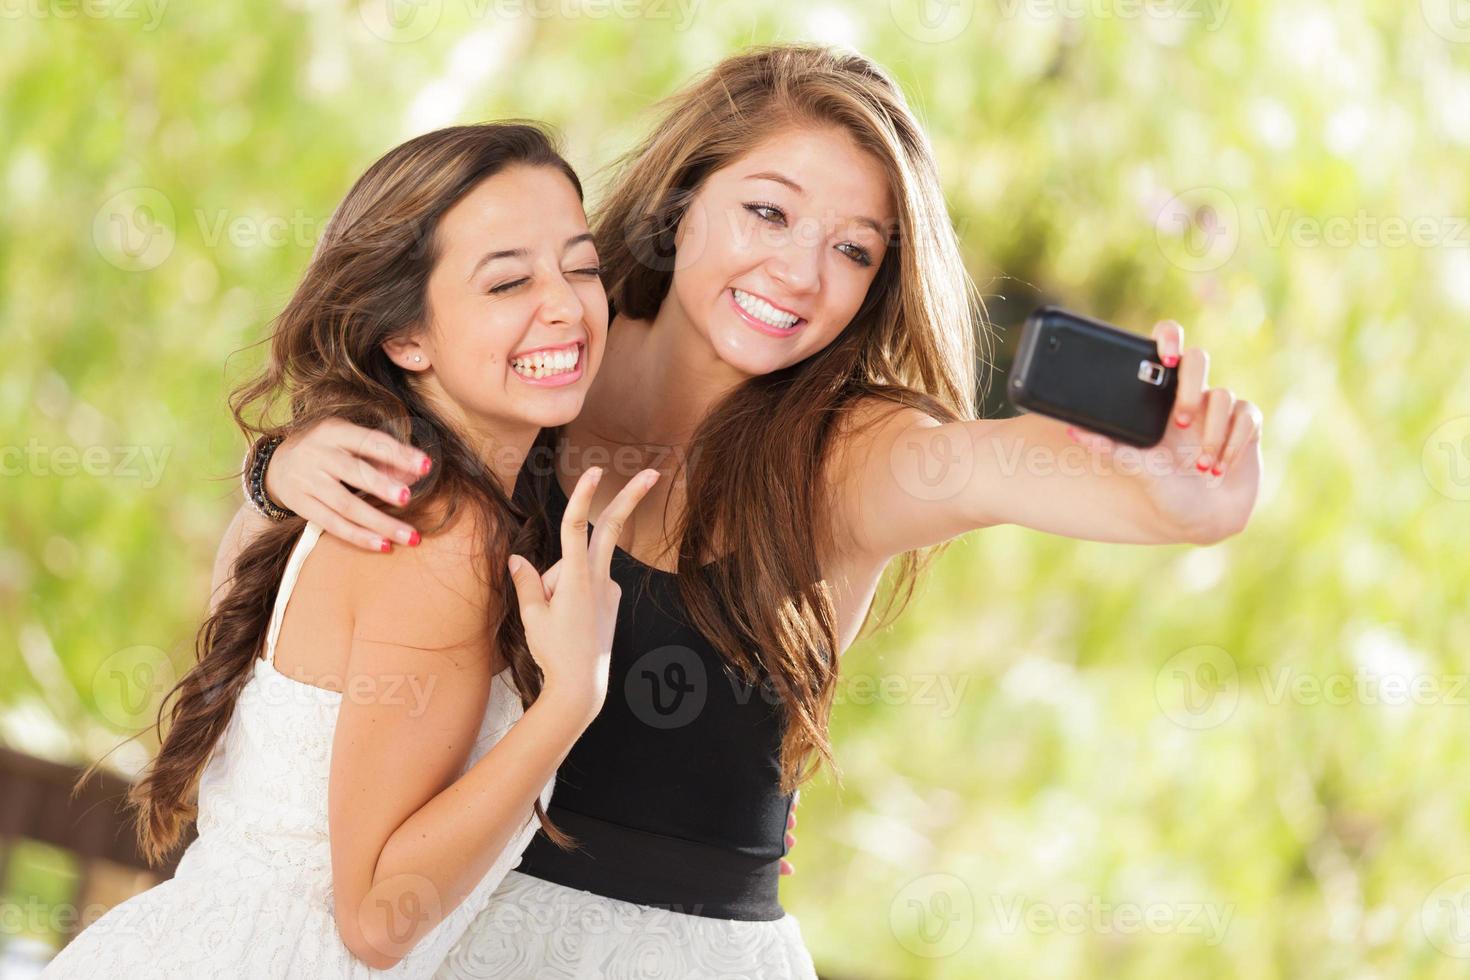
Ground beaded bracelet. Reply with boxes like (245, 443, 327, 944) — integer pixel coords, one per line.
(242, 435, 296, 522)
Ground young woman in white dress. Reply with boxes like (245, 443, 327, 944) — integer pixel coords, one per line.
(237, 45, 1264, 979)
(45, 123, 659, 978)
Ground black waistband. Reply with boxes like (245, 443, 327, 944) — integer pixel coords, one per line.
(516, 806, 786, 922)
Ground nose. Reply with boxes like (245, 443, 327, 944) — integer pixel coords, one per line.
(537, 269, 585, 328)
(766, 238, 821, 295)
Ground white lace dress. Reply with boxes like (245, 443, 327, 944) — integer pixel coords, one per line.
(434, 871, 818, 979)
(44, 522, 553, 979)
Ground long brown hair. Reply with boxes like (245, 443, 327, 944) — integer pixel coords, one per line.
(595, 45, 992, 792)
(126, 123, 580, 864)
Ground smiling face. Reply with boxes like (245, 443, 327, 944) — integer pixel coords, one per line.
(664, 125, 897, 377)
(388, 164, 607, 435)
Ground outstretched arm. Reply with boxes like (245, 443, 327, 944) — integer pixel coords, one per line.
(832, 320, 1264, 563)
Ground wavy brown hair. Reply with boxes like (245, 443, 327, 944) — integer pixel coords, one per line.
(123, 123, 580, 864)
(594, 45, 992, 792)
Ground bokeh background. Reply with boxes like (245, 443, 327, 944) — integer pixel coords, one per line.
(3, 0, 1469, 976)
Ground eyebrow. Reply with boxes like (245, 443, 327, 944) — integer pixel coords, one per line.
(743, 171, 888, 237)
(468, 232, 596, 281)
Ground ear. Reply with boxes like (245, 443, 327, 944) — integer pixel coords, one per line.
(383, 333, 430, 372)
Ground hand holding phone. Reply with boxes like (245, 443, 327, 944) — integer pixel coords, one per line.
(1006, 306, 1177, 448)
(1003, 306, 1266, 544)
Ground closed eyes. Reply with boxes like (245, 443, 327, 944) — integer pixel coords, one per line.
(487, 267, 602, 295)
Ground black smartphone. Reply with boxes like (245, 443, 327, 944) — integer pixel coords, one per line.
(1007, 306, 1177, 448)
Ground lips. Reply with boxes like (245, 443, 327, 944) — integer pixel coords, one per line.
(509, 340, 584, 385)
(728, 288, 807, 338)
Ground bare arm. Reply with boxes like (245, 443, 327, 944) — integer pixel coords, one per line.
(831, 321, 1264, 564)
(326, 520, 592, 970)
(329, 467, 656, 970)
(263, 419, 430, 552)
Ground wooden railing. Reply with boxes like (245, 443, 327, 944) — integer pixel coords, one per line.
(0, 747, 192, 954)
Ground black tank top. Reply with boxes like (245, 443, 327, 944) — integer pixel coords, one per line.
(514, 474, 796, 920)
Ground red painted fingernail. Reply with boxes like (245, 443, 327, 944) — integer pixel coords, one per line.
(419, 456, 432, 476)
(1196, 459, 1210, 472)
(1163, 354, 1179, 368)
(378, 539, 391, 553)
(1175, 415, 1191, 428)
(407, 530, 421, 547)
(398, 486, 410, 505)
(1211, 466, 1222, 476)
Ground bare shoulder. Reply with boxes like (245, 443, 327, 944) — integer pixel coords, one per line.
(831, 396, 942, 458)
(826, 395, 944, 495)
(315, 504, 504, 669)
(820, 396, 946, 563)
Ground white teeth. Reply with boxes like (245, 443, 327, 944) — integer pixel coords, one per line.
(732, 288, 799, 330)
(511, 345, 580, 379)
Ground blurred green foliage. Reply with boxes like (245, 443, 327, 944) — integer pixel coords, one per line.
(3, 0, 1469, 976)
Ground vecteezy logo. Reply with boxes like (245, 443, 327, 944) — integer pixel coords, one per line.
(360, 873, 441, 960)
(1155, 644, 1239, 730)
(1423, 0, 1470, 43)
(1423, 874, 1470, 957)
(647, 663, 693, 713)
(890, 873, 974, 958)
(625, 645, 707, 730)
(914, 434, 957, 488)
(358, 0, 443, 43)
(93, 188, 176, 271)
(889, 0, 974, 44)
(93, 645, 177, 730)
(1423, 417, 1470, 501)
(1153, 186, 1240, 273)
(889, 425, 974, 502)
(1441, 434, 1470, 484)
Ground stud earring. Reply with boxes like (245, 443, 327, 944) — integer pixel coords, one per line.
(413, 355, 423, 363)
